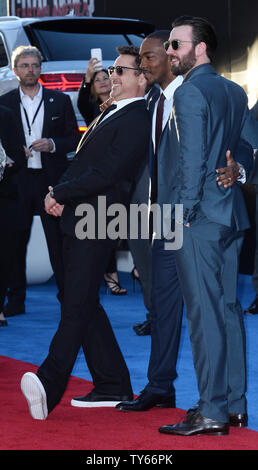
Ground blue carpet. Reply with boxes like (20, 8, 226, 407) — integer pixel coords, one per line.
(1, 272, 257, 431)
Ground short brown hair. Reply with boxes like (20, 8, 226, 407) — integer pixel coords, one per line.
(12, 46, 43, 69)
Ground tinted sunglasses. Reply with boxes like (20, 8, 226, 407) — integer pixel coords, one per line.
(108, 65, 141, 76)
(164, 39, 194, 51)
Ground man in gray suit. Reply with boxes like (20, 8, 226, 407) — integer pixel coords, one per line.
(157, 15, 258, 437)
(116, 30, 253, 414)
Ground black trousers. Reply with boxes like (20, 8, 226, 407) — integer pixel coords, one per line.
(7, 169, 64, 304)
(37, 235, 133, 414)
(252, 185, 258, 293)
(0, 230, 19, 311)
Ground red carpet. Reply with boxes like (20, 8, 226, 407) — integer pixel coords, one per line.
(1, 355, 258, 451)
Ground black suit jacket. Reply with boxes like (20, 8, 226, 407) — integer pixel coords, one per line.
(0, 105, 27, 231)
(52, 99, 151, 237)
(0, 87, 80, 188)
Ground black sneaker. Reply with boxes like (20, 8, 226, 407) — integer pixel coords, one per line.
(71, 390, 133, 408)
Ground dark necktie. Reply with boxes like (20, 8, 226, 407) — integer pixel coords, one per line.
(77, 103, 117, 152)
(93, 103, 117, 130)
(155, 93, 165, 152)
(152, 93, 165, 203)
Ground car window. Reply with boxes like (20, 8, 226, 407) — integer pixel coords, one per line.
(30, 30, 145, 61)
(0, 33, 9, 68)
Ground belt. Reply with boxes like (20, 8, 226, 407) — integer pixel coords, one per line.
(26, 168, 43, 174)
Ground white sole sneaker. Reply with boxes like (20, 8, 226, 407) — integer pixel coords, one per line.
(21, 372, 48, 420)
(71, 399, 120, 408)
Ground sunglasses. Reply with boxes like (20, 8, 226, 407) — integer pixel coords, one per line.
(164, 39, 194, 51)
(108, 65, 141, 76)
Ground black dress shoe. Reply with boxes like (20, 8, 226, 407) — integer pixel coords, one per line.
(159, 411, 229, 436)
(3, 303, 25, 317)
(229, 413, 248, 427)
(115, 389, 175, 411)
(244, 296, 258, 315)
(71, 389, 133, 408)
(187, 405, 248, 428)
(133, 319, 151, 336)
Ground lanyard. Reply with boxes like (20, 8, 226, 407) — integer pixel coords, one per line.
(20, 95, 44, 136)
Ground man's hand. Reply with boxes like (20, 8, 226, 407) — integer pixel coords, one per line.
(30, 138, 54, 153)
(45, 186, 64, 217)
(216, 150, 240, 188)
(23, 145, 33, 159)
(99, 97, 114, 113)
(85, 57, 102, 82)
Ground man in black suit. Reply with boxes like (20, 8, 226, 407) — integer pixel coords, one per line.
(20, 46, 151, 420)
(0, 105, 26, 326)
(0, 46, 80, 312)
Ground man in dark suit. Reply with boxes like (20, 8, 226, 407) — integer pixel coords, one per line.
(157, 15, 258, 437)
(20, 46, 151, 420)
(116, 31, 253, 414)
(0, 46, 80, 311)
(0, 105, 26, 326)
(244, 102, 258, 315)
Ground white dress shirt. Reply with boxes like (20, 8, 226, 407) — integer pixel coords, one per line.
(151, 75, 183, 153)
(102, 97, 145, 122)
(19, 84, 44, 169)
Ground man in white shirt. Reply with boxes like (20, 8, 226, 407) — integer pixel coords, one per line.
(0, 46, 80, 312)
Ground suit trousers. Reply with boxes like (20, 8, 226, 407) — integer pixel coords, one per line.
(8, 169, 65, 303)
(128, 165, 152, 313)
(37, 235, 133, 414)
(174, 213, 246, 422)
(145, 238, 184, 396)
(0, 230, 19, 310)
(252, 185, 258, 293)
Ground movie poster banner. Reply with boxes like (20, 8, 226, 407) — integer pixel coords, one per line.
(8, 0, 95, 17)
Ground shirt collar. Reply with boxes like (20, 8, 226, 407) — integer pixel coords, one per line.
(19, 82, 43, 100)
(112, 97, 144, 110)
(160, 75, 183, 101)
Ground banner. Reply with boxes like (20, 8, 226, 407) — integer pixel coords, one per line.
(9, 0, 95, 17)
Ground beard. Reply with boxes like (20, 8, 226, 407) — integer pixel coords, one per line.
(170, 46, 197, 76)
(20, 76, 40, 88)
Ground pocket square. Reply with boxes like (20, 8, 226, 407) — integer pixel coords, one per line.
(52, 116, 60, 121)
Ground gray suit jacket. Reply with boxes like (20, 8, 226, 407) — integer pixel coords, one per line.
(158, 63, 258, 233)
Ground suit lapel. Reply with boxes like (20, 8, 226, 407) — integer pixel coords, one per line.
(42, 88, 53, 137)
(12, 89, 26, 144)
(77, 100, 145, 153)
(76, 113, 101, 152)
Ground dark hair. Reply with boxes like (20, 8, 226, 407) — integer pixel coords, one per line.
(91, 68, 109, 84)
(146, 30, 171, 44)
(171, 15, 217, 61)
(90, 69, 109, 103)
(116, 45, 141, 70)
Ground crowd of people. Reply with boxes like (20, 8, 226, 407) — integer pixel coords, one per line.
(1, 14, 258, 437)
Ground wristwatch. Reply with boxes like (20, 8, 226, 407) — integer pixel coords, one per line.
(50, 188, 55, 199)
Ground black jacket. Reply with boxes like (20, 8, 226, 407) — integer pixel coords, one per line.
(53, 99, 151, 237)
(0, 87, 80, 188)
(0, 105, 26, 232)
